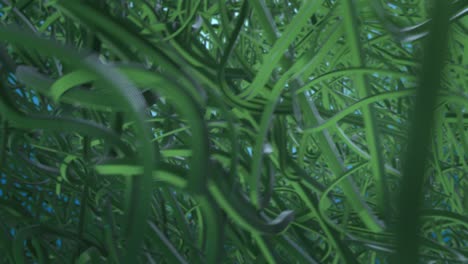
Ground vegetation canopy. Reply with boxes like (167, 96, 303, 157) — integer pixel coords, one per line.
(0, 0, 466, 263)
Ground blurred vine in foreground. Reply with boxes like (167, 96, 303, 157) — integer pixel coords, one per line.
(0, 0, 466, 263)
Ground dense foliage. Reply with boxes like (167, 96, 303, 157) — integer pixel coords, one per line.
(0, 0, 467, 263)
